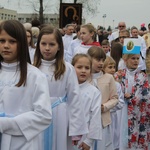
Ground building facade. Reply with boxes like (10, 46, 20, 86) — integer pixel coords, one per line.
(0, 7, 85, 28)
(0, 8, 59, 27)
(0, 7, 17, 21)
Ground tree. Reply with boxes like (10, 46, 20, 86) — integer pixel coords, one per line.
(26, 0, 101, 24)
(75, 0, 101, 16)
(28, 0, 51, 24)
(39, 0, 44, 24)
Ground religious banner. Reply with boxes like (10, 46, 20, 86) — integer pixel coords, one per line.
(59, 3, 82, 28)
(123, 38, 141, 54)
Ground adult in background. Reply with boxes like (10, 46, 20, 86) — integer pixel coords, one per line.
(62, 24, 75, 60)
(140, 23, 147, 32)
(66, 25, 82, 63)
(109, 22, 126, 43)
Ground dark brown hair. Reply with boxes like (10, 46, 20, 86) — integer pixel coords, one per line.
(34, 26, 65, 80)
(0, 20, 29, 86)
(103, 56, 116, 69)
(110, 42, 123, 71)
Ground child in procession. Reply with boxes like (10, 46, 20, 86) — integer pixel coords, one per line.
(117, 54, 150, 150)
(103, 56, 124, 150)
(0, 20, 52, 150)
(69, 23, 100, 62)
(72, 53, 102, 150)
(33, 26, 88, 150)
(87, 46, 118, 150)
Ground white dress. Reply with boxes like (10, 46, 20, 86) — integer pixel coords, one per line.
(68, 44, 92, 63)
(110, 82, 124, 150)
(74, 44, 92, 55)
(75, 81, 102, 149)
(62, 34, 74, 60)
(108, 30, 119, 43)
(118, 58, 126, 70)
(0, 62, 52, 150)
(66, 38, 82, 63)
(39, 59, 88, 150)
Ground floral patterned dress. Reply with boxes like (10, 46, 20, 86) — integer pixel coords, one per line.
(120, 69, 150, 150)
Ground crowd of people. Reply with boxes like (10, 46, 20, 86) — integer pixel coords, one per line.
(0, 19, 149, 150)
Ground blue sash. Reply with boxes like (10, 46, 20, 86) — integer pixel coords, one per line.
(0, 112, 13, 118)
(44, 95, 67, 150)
(0, 113, 5, 117)
(94, 140, 97, 150)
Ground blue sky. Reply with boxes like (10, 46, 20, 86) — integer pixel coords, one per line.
(1, 0, 150, 29)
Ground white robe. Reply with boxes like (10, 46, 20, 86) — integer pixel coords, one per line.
(75, 82, 102, 149)
(66, 38, 82, 63)
(68, 44, 92, 63)
(74, 44, 92, 55)
(62, 34, 74, 60)
(108, 30, 119, 43)
(39, 59, 88, 150)
(0, 62, 52, 150)
(110, 82, 124, 150)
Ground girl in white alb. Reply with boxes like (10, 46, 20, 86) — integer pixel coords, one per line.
(0, 20, 52, 150)
(72, 54, 102, 150)
(34, 26, 88, 150)
(69, 23, 100, 63)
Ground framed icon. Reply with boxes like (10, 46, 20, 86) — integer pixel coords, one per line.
(59, 3, 82, 28)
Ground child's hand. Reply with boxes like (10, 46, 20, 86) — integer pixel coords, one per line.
(101, 104, 104, 112)
(124, 93, 131, 99)
(72, 140, 79, 146)
(79, 142, 90, 150)
(114, 69, 123, 82)
(72, 135, 82, 145)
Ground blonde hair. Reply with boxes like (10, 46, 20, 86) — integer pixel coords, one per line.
(31, 27, 40, 38)
(122, 54, 140, 61)
(23, 22, 32, 30)
(119, 29, 130, 37)
(103, 56, 116, 69)
(72, 53, 92, 72)
(81, 23, 97, 41)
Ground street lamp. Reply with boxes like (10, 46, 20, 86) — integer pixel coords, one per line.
(103, 14, 106, 29)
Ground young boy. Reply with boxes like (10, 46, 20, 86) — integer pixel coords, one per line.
(101, 39, 111, 56)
